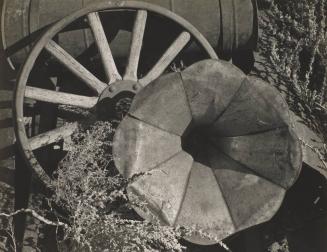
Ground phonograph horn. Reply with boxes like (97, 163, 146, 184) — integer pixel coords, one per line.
(113, 59, 302, 245)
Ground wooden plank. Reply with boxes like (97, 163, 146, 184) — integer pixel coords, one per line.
(0, 17, 15, 250)
(87, 12, 121, 83)
(124, 10, 147, 81)
(139, 31, 191, 86)
(29, 123, 78, 150)
(219, 0, 235, 60)
(25, 86, 98, 109)
(291, 112, 327, 179)
(45, 40, 107, 94)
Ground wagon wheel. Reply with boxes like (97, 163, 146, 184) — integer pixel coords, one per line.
(14, 1, 218, 190)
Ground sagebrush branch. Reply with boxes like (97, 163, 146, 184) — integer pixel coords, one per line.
(300, 138, 327, 170)
(0, 209, 69, 229)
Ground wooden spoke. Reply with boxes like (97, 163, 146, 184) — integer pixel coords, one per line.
(45, 40, 107, 94)
(139, 31, 191, 86)
(124, 10, 147, 81)
(29, 122, 78, 150)
(87, 12, 122, 84)
(57, 105, 91, 121)
(25, 86, 98, 109)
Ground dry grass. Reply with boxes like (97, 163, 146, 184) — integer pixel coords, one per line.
(51, 121, 232, 251)
(255, 0, 327, 138)
(53, 121, 186, 251)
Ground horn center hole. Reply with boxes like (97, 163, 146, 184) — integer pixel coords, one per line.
(97, 91, 135, 120)
(181, 126, 212, 164)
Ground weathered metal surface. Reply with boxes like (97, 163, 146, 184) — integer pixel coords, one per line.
(181, 59, 244, 125)
(213, 128, 302, 189)
(174, 162, 235, 245)
(212, 77, 290, 137)
(129, 72, 192, 136)
(208, 148, 285, 231)
(1, 0, 257, 66)
(113, 59, 302, 245)
(128, 151, 193, 225)
(113, 116, 181, 178)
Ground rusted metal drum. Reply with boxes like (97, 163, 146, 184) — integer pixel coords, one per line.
(113, 59, 302, 245)
(1, 0, 257, 67)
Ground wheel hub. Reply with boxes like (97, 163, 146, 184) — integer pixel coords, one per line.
(97, 80, 142, 119)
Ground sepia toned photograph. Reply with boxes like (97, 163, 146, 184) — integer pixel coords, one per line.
(0, 0, 326, 251)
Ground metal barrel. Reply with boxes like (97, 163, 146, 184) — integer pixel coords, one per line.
(1, 0, 257, 67)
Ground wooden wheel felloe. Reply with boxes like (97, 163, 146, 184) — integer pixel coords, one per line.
(2, 0, 257, 69)
(113, 59, 302, 245)
(14, 1, 218, 190)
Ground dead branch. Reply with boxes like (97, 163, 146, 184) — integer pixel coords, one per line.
(0, 209, 69, 229)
